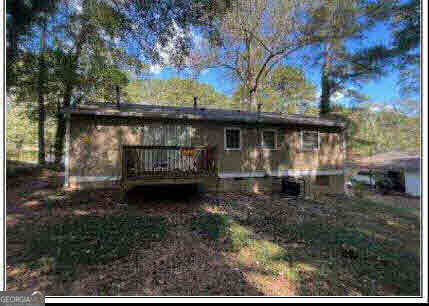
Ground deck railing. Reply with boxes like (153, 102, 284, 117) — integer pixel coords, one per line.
(122, 145, 217, 179)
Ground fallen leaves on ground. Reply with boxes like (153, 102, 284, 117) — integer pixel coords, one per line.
(6, 168, 420, 296)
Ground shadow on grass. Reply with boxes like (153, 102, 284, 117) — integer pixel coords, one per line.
(7, 160, 42, 179)
(194, 194, 421, 296)
(7, 184, 265, 296)
(8, 215, 167, 281)
(7, 160, 64, 179)
(270, 222, 419, 295)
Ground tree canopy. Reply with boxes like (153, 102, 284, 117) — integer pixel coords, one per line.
(124, 78, 231, 109)
(231, 65, 317, 113)
(190, 0, 325, 111)
(7, 0, 233, 164)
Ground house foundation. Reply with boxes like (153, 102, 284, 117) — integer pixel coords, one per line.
(67, 173, 345, 199)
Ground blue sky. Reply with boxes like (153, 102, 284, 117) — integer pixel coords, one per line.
(148, 65, 400, 103)
(141, 19, 416, 108)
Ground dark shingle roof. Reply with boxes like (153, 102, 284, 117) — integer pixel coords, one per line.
(64, 102, 345, 128)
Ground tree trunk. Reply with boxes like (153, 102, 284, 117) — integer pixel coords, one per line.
(38, 91, 46, 165)
(54, 85, 72, 165)
(54, 117, 65, 165)
(320, 42, 332, 116)
(53, 27, 88, 165)
(37, 19, 47, 165)
(248, 88, 258, 112)
(320, 62, 331, 115)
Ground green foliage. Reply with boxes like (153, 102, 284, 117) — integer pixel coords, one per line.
(232, 65, 316, 112)
(6, 98, 57, 153)
(307, 0, 389, 114)
(6, 0, 61, 88)
(228, 223, 254, 250)
(351, 0, 420, 100)
(6, 0, 420, 164)
(7, 0, 231, 162)
(6, 103, 37, 150)
(190, 0, 324, 110)
(124, 78, 231, 109)
(392, 0, 420, 99)
(391, 0, 420, 59)
(312, 102, 420, 157)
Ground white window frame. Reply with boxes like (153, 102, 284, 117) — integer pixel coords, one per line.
(224, 127, 242, 151)
(300, 130, 320, 151)
(260, 129, 277, 150)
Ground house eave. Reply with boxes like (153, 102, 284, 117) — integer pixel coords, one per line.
(62, 104, 346, 129)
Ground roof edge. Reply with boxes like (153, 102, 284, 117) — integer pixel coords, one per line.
(62, 103, 346, 128)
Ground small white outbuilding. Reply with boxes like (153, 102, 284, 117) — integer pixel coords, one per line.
(348, 151, 421, 197)
(404, 168, 420, 197)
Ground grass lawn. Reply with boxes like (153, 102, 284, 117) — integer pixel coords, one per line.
(6, 167, 420, 296)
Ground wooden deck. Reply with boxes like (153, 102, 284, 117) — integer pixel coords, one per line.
(120, 145, 218, 192)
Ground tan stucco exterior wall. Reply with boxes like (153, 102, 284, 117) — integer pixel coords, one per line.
(68, 115, 345, 192)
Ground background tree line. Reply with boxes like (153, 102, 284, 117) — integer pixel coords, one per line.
(7, 75, 420, 159)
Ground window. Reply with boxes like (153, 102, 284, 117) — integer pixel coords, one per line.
(301, 131, 319, 151)
(141, 124, 196, 171)
(143, 125, 195, 146)
(261, 130, 277, 149)
(225, 128, 241, 150)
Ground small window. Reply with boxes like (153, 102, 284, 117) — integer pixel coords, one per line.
(225, 128, 241, 150)
(261, 130, 276, 149)
(301, 131, 319, 151)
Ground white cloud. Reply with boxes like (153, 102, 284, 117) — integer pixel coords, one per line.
(200, 69, 209, 76)
(72, 0, 83, 13)
(314, 89, 345, 105)
(369, 105, 382, 112)
(315, 89, 322, 99)
(149, 64, 162, 74)
(369, 103, 395, 113)
(191, 30, 206, 49)
(149, 21, 185, 74)
(148, 27, 207, 74)
(330, 90, 345, 103)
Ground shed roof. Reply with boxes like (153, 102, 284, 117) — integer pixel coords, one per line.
(64, 102, 345, 128)
(348, 151, 420, 171)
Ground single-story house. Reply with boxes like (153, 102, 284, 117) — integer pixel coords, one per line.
(348, 151, 421, 197)
(62, 101, 347, 196)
